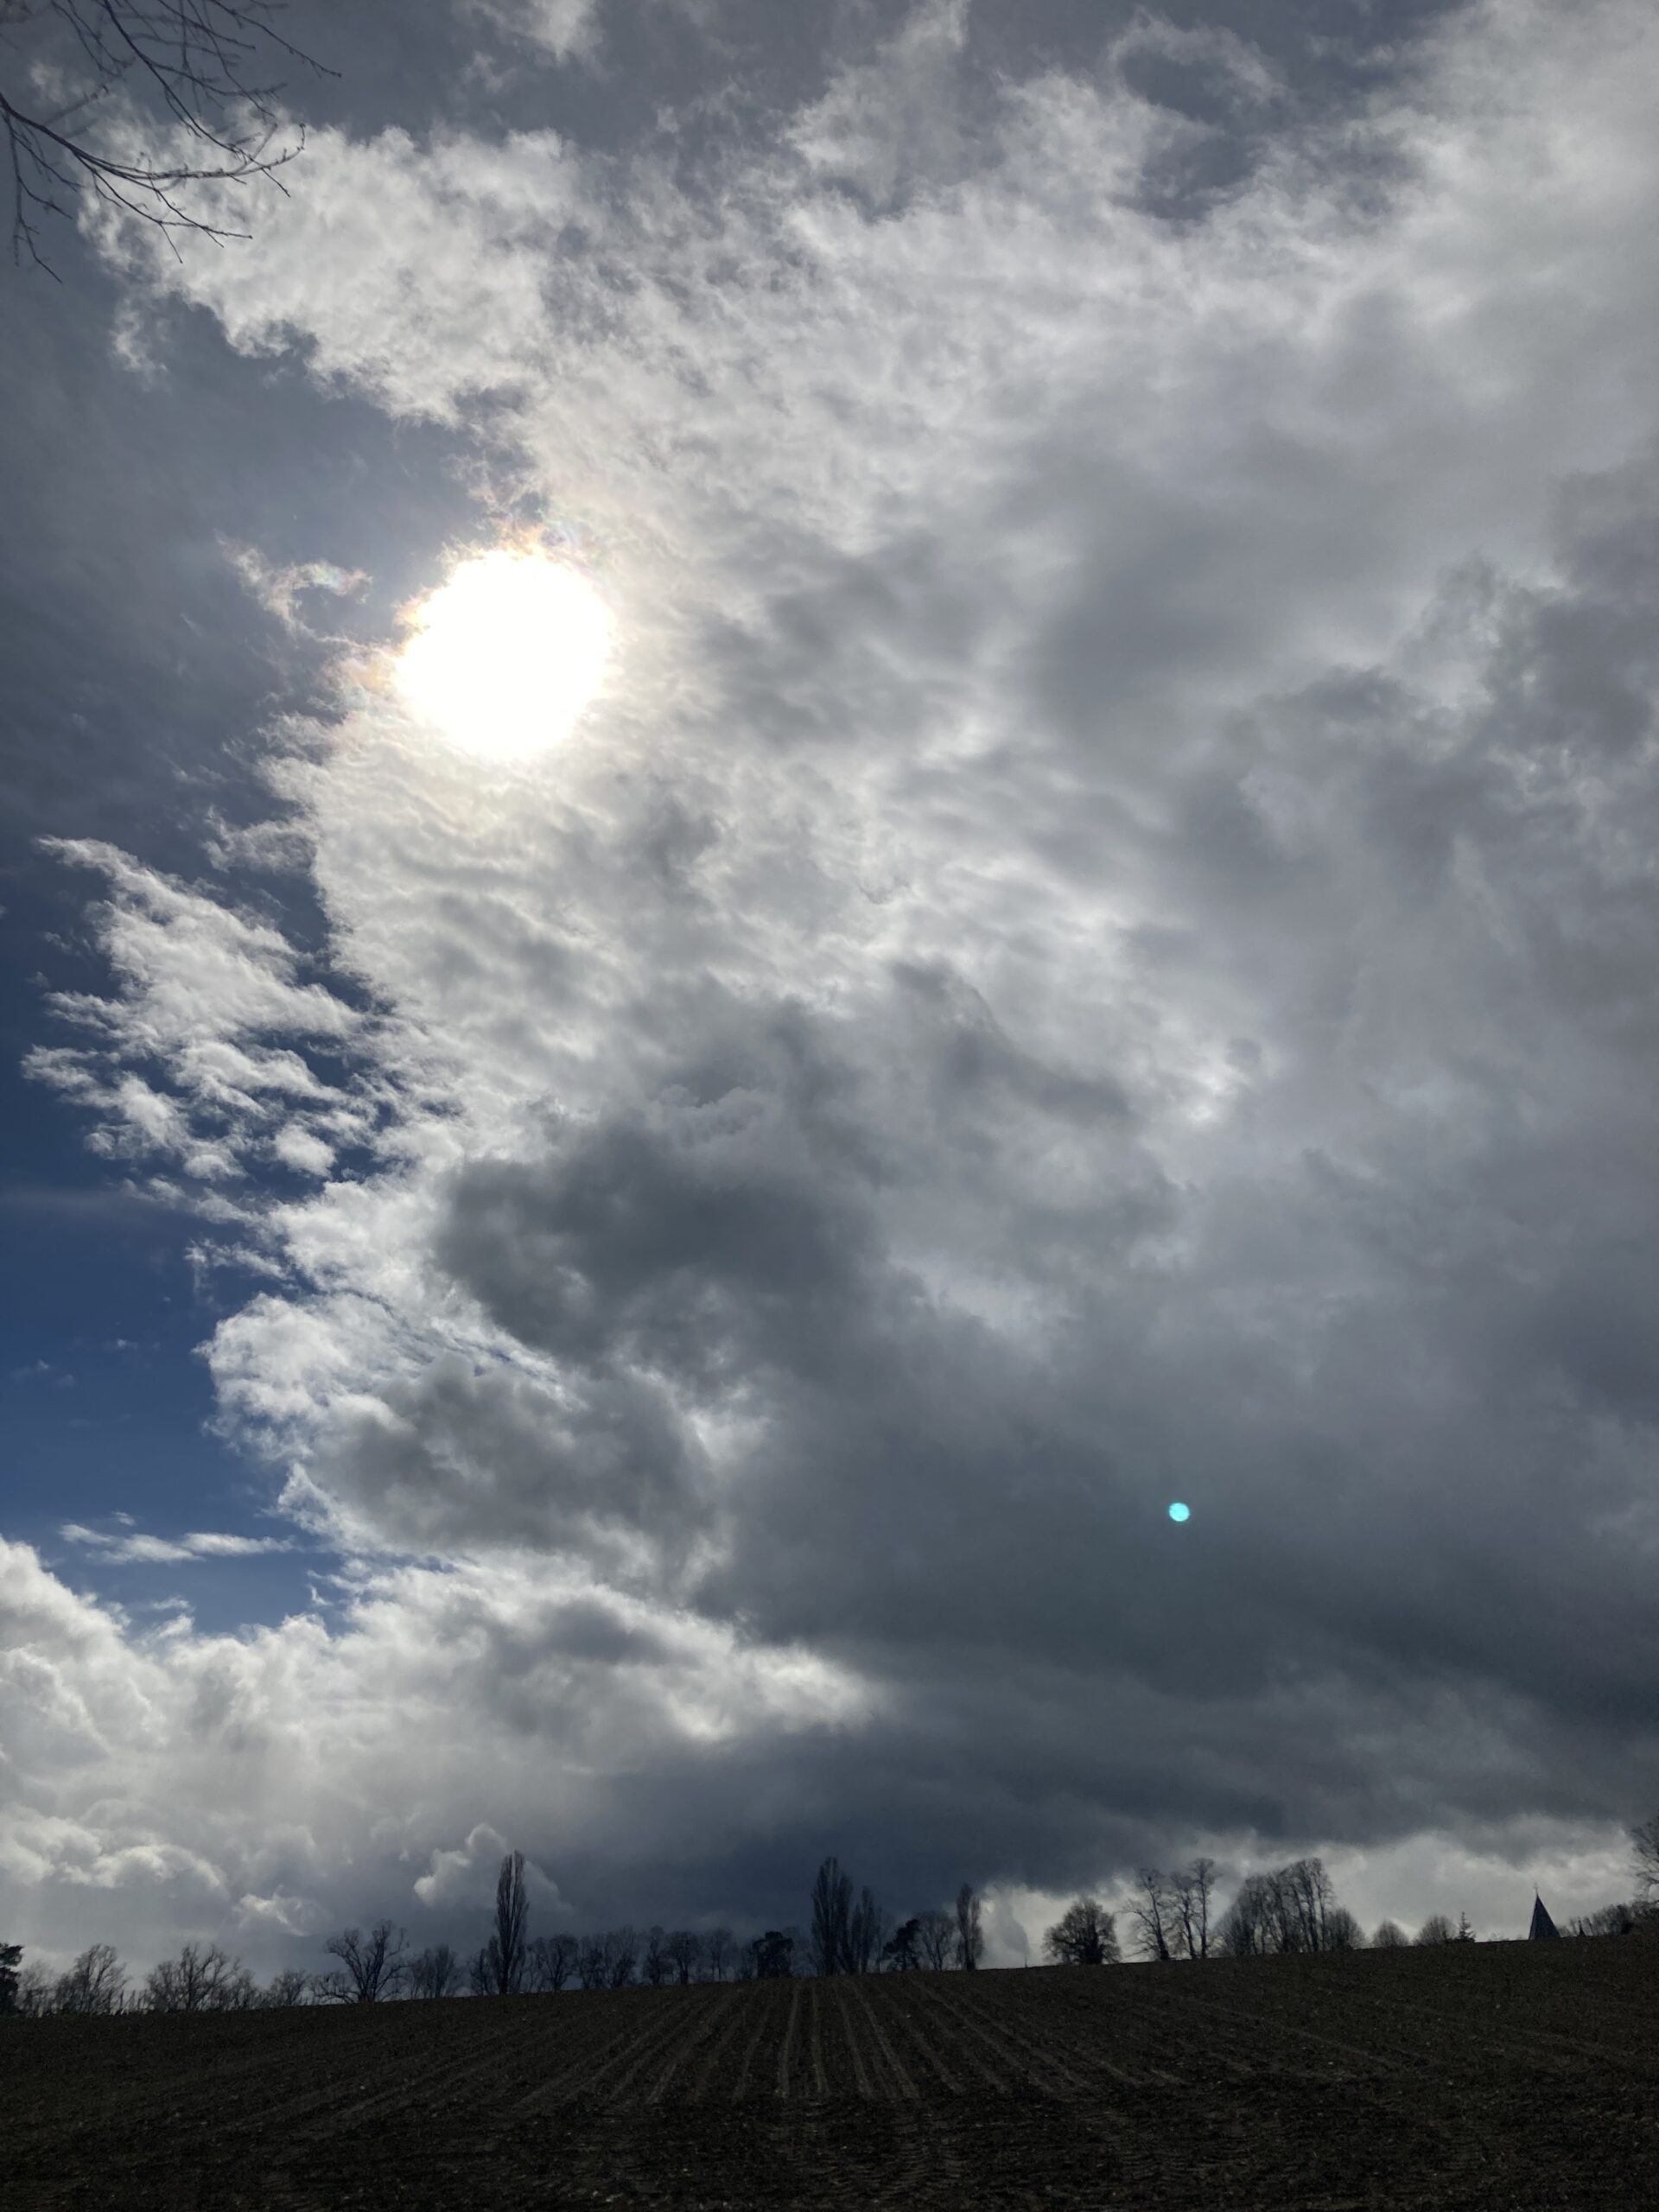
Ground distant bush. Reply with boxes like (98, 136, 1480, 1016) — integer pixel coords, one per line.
(1371, 1920, 1408, 1948)
(1414, 1915, 1456, 1947)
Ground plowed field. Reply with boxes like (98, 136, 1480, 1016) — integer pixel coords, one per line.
(6, 1939, 1658, 2208)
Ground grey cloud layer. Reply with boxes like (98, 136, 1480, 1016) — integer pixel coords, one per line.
(8, 0, 1659, 1967)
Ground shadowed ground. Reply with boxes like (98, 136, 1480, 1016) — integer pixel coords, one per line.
(5, 1939, 1658, 2207)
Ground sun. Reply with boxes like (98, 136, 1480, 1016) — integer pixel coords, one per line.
(394, 549, 613, 760)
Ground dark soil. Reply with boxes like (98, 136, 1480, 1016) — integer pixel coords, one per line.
(5, 1937, 1657, 2208)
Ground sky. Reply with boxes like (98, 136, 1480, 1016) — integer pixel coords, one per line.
(3, 0, 1657, 1980)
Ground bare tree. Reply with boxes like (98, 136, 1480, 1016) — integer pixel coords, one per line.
(1325, 1906, 1364, 1950)
(407, 1944, 463, 2000)
(258, 1967, 312, 2007)
(53, 1942, 128, 2014)
(662, 1929, 702, 1986)
(1217, 1860, 1354, 1957)
(0, 1941, 19, 2013)
(143, 1942, 251, 2012)
(916, 1908, 956, 1972)
(847, 1886, 886, 1975)
(702, 1927, 735, 1982)
(1414, 1914, 1456, 1947)
(640, 1927, 671, 1986)
(1262, 1858, 1337, 1954)
(526, 1933, 579, 1993)
(1170, 1857, 1216, 1960)
(605, 1926, 639, 1988)
(15, 1960, 55, 2015)
(1130, 1869, 1174, 1961)
(882, 1917, 922, 1971)
(749, 1929, 794, 1978)
(953, 1883, 983, 1971)
(576, 1936, 608, 1991)
(480, 1850, 529, 1996)
(1215, 1874, 1274, 1957)
(1633, 1813, 1659, 1902)
(1043, 1898, 1118, 1966)
(1371, 1919, 1408, 1948)
(317, 1923, 406, 2003)
(810, 1857, 854, 1977)
(0, 0, 334, 271)
(1570, 1901, 1643, 1937)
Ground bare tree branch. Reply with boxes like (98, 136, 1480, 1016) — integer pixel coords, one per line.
(1, 2, 332, 272)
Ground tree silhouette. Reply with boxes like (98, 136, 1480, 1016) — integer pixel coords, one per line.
(955, 1884, 983, 1970)
(662, 1930, 702, 1986)
(576, 1935, 607, 1990)
(1414, 1914, 1456, 1947)
(53, 1942, 128, 2014)
(143, 1942, 253, 2012)
(1634, 1812, 1659, 1902)
(810, 1857, 853, 1976)
(1570, 1901, 1643, 1937)
(526, 1934, 579, 1992)
(258, 1967, 312, 2007)
(1371, 1919, 1408, 1948)
(0, 1, 333, 272)
(641, 1927, 671, 1986)
(916, 1909, 955, 1971)
(847, 1886, 885, 1974)
(316, 1923, 406, 2002)
(1131, 1869, 1174, 1961)
(0, 1941, 19, 2013)
(1043, 1898, 1118, 1966)
(604, 1927, 639, 1988)
(1171, 1858, 1216, 1959)
(408, 1944, 463, 1999)
(481, 1850, 530, 1995)
(1216, 1860, 1356, 1956)
(882, 1917, 922, 1972)
(749, 1929, 794, 1978)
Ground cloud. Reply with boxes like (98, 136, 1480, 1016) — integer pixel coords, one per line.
(414, 1821, 568, 1912)
(222, 543, 370, 638)
(26, 839, 374, 1193)
(0, 1535, 865, 1973)
(466, 0, 604, 64)
(11, 0, 1659, 1967)
(59, 1525, 294, 1565)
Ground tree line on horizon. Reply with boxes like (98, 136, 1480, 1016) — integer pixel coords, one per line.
(7, 1815, 1657, 2018)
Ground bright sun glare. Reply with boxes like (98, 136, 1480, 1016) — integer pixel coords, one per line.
(394, 549, 613, 760)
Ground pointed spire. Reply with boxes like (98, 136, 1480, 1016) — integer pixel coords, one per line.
(1529, 1894, 1560, 1941)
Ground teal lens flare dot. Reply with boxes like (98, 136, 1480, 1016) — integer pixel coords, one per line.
(1167, 1501, 1191, 1523)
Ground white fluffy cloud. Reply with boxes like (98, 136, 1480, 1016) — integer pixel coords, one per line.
(10, 0, 1659, 1969)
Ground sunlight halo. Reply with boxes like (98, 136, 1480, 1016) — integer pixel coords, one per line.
(394, 550, 613, 760)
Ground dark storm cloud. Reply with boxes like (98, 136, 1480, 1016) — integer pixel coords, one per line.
(7, 0, 1659, 1977)
(403, 437, 1659, 1879)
